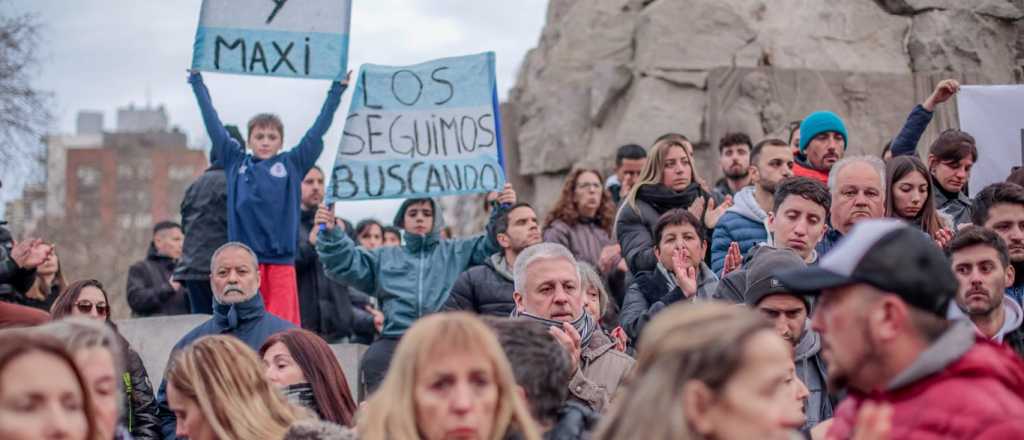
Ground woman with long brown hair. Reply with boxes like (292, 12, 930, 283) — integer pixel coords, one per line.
(616, 137, 732, 275)
(50, 280, 160, 439)
(544, 168, 624, 276)
(357, 312, 541, 440)
(259, 328, 357, 427)
(0, 330, 102, 440)
(885, 155, 952, 241)
(17, 247, 65, 311)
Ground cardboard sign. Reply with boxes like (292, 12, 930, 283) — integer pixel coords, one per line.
(958, 85, 1024, 196)
(191, 0, 351, 79)
(328, 52, 505, 201)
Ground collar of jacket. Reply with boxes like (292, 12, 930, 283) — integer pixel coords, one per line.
(213, 293, 267, 331)
(581, 329, 616, 365)
(403, 231, 440, 254)
(885, 320, 976, 390)
(146, 242, 175, 262)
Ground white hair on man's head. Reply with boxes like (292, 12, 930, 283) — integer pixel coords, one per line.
(210, 241, 259, 273)
(513, 242, 579, 294)
(828, 155, 886, 195)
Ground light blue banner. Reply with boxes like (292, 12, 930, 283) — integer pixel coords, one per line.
(330, 52, 505, 201)
(190, 0, 350, 80)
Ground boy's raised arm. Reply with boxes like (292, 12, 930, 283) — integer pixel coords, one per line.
(189, 71, 243, 167)
(292, 73, 350, 171)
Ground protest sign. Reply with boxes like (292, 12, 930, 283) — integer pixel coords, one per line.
(191, 0, 351, 80)
(328, 52, 506, 201)
(958, 85, 1024, 196)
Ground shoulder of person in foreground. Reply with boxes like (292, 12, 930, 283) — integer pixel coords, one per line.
(283, 418, 359, 440)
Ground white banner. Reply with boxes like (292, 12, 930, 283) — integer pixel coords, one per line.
(958, 85, 1024, 196)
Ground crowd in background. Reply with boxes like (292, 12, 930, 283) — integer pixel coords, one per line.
(4, 76, 1024, 440)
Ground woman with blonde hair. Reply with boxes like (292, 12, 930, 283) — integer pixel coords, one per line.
(616, 137, 731, 275)
(358, 312, 541, 440)
(595, 302, 805, 440)
(165, 334, 347, 440)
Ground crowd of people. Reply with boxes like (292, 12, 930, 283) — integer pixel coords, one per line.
(4, 75, 1024, 440)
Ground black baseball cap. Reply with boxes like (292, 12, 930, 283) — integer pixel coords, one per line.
(743, 247, 808, 309)
(774, 219, 956, 317)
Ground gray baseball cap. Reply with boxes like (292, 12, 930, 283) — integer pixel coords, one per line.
(743, 248, 808, 308)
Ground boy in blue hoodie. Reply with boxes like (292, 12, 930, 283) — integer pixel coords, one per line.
(188, 71, 349, 324)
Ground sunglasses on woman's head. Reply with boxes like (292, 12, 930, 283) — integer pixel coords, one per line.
(75, 300, 108, 316)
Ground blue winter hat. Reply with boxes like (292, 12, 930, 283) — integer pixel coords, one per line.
(798, 111, 848, 153)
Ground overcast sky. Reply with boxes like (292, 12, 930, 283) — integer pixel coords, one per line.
(4, 0, 547, 222)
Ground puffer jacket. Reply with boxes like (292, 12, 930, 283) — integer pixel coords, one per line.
(317, 199, 503, 338)
(0, 223, 36, 297)
(127, 244, 190, 317)
(709, 186, 768, 274)
(119, 337, 160, 439)
(825, 321, 1024, 439)
(442, 253, 515, 317)
(615, 199, 665, 275)
(619, 263, 718, 343)
(173, 166, 228, 282)
(543, 219, 615, 270)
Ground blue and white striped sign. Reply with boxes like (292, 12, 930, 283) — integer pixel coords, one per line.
(328, 52, 506, 201)
(191, 0, 351, 80)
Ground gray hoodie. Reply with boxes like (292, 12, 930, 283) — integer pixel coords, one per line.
(947, 296, 1024, 343)
(727, 186, 769, 223)
(793, 324, 833, 430)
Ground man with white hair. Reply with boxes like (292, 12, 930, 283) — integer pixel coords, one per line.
(512, 242, 635, 413)
(817, 155, 887, 256)
(156, 242, 294, 439)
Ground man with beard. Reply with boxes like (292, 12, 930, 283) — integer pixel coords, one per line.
(156, 242, 294, 438)
(817, 155, 886, 256)
(793, 111, 847, 184)
(512, 242, 635, 413)
(444, 203, 543, 316)
(741, 248, 833, 431)
(713, 132, 754, 198)
(777, 219, 1024, 439)
(710, 138, 794, 273)
(946, 226, 1024, 357)
(971, 182, 1024, 305)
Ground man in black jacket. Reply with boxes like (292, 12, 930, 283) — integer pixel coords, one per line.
(442, 202, 542, 316)
(297, 166, 376, 342)
(173, 160, 228, 314)
(127, 221, 189, 316)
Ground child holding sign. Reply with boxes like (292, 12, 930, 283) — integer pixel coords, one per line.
(188, 71, 350, 324)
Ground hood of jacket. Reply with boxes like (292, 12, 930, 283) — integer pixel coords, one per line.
(726, 186, 768, 223)
(212, 293, 268, 331)
(947, 295, 1024, 343)
(487, 253, 514, 281)
(794, 322, 822, 362)
(394, 198, 443, 253)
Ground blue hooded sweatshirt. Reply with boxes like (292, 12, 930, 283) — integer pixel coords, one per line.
(189, 72, 345, 265)
(316, 199, 504, 337)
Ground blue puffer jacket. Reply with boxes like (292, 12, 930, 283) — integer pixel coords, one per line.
(157, 294, 295, 439)
(317, 199, 503, 338)
(710, 187, 768, 274)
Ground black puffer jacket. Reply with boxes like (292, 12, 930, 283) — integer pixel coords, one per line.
(173, 166, 228, 281)
(442, 253, 515, 317)
(127, 244, 190, 317)
(113, 329, 160, 439)
(297, 208, 356, 342)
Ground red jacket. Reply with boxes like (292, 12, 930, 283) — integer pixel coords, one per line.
(827, 323, 1024, 439)
(792, 160, 829, 184)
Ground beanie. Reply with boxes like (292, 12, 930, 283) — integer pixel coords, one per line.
(799, 111, 848, 154)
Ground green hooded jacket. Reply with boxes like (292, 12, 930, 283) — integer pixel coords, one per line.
(316, 199, 503, 337)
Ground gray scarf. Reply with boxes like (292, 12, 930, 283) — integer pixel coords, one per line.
(511, 307, 596, 349)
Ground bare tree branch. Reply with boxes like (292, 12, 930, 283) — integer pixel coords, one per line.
(0, 0, 52, 177)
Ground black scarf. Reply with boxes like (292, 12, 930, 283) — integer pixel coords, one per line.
(636, 182, 706, 215)
(511, 308, 596, 349)
(283, 383, 319, 417)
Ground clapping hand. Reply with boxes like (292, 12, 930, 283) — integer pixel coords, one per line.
(672, 248, 698, 298)
(722, 242, 742, 276)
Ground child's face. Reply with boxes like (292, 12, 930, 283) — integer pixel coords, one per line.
(249, 125, 283, 160)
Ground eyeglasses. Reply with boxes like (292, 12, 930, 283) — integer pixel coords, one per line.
(75, 300, 108, 316)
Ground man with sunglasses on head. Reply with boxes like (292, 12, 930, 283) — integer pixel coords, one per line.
(127, 221, 189, 317)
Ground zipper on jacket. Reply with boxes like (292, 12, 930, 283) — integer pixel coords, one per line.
(417, 252, 425, 317)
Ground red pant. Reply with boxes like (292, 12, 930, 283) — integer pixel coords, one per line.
(259, 263, 300, 325)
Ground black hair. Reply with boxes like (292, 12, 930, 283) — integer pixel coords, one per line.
(718, 132, 753, 153)
(653, 209, 705, 246)
(615, 144, 647, 167)
(750, 138, 789, 167)
(971, 182, 1024, 226)
(495, 202, 534, 236)
(771, 177, 831, 214)
(930, 129, 978, 164)
(945, 225, 1010, 268)
(382, 225, 401, 237)
(355, 219, 383, 237)
(153, 221, 182, 235)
